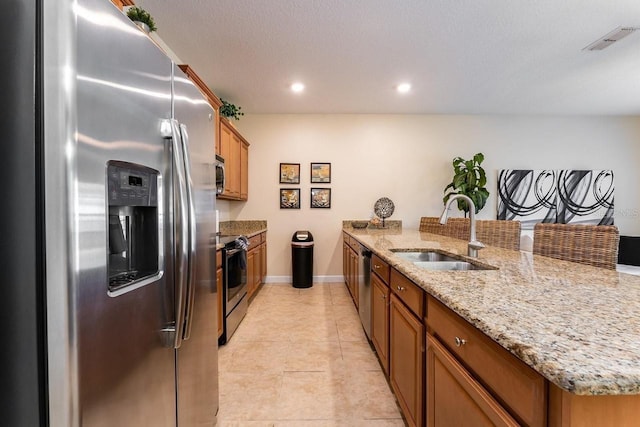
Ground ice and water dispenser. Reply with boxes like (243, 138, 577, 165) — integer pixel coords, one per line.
(107, 161, 159, 292)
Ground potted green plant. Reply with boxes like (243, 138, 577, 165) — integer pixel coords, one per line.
(126, 6, 157, 34)
(443, 153, 489, 216)
(220, 99, 244, 121)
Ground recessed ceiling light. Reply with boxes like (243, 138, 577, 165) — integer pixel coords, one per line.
(396, 83, 411, 94)
(291, 82, 305, 93)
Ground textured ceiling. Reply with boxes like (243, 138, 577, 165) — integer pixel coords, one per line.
(136, 0, 640, 115)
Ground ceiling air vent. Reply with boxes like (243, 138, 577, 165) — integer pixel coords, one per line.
(583, 26, 638, 51)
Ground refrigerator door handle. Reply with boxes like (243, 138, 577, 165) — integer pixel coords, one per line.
(169, 119, 189, 349)
(179, 123, 197, 340)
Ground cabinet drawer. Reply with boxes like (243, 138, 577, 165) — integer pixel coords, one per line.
(427, 296, 546, 427)
(427, 334, 519, 427)
(372, 254, 390, 284)
(343, 232, 350, 245)
(216, 249, 222, 268)
(390, 269, 424, 318)
(248, 234, 261, 249)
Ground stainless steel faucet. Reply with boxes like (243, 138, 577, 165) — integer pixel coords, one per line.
(439, 194, 485, 257)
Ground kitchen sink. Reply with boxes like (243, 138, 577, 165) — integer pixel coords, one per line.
(413, 260, 485, 271)
(392, 251, 460, 263)
(390, 249, 496, 271)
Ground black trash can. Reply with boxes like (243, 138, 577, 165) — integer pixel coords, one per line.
(292, 231, 314, 288)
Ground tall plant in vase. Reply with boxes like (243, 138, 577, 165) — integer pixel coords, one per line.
(443, 153, 489, 217)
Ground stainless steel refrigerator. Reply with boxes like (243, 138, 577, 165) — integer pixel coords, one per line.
(1, 0, 218, 425)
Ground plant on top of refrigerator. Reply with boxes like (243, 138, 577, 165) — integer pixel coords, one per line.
(126, 6, 157, 33)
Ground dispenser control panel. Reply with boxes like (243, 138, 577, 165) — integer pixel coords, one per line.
(107, 162, 158, 207)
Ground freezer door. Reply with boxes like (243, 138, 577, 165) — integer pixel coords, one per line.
(69, 0, 176, 425)
(173, 65, 219, 426)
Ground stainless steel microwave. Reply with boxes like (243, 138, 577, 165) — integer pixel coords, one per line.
(215, 155, 225, 195)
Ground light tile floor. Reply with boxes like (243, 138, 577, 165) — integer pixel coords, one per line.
(218, 283, 405, 427)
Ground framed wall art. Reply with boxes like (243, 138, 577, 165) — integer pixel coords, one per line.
(497, 169, 614, 228)
(279, 163, 300, 184)
(310, 162, 331, 183)
(280, 188, 300, 209)
(310, 188, 331, 208)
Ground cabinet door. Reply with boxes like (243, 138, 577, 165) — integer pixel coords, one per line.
(253, 246, 261, 290)
(229, 134, 241, 197)
(343, 242, 349, 287)
(427, 334, 518, 427)
(390, 294, 424, 427)
(246, 249, 256, 299)
(260, 240, 267, 283)
(371, 273, 390, 375)
(217, 267, 223, 338)
(219, 122, 232, 197)
(240, 141, 248, 200)
(350, 249, 359, 308)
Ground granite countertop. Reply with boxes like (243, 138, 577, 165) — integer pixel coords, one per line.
(220, 220, 267, 238)
(343, 227, 640, 396)
(215, 220, 268, 250)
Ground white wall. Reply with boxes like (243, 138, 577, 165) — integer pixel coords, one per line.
(220, 114, 640, 279)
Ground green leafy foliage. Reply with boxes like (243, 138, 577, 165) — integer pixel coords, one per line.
(443, 153, 490, 215)
(220, 99, 245, 121)
(126, 6, 157, 32)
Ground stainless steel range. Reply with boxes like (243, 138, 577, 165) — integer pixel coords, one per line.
(219, 236, 249, 344)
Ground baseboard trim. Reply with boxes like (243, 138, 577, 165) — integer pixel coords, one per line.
(264, 275, 345, 284)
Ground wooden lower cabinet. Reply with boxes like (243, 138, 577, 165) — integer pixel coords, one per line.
(548, 384, 640, 427)
(246, 233, 267, 301)
(390, 294, 424, 427)
(342, 237, 359, 307)
(216, 250, 223, 339)
(343, 241, 349, 286)
(427, 334, 518, 427)
(350, 249, 358, 308)
(371, 273, 390, 375)
(246, 248, 256, 298)
(427, 295, 546, 427)
(261, 240, 267, 283)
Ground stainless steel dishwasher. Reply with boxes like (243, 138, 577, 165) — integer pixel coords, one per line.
(357, 244, 372, 339)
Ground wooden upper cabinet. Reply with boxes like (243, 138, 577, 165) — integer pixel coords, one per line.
(240, 140, 248, 200)
(177, 66, 253, 201)
(112, 0, 134, 11)
(230, 133, 241, 197)
(177, 65, 222, 156)
(218, 118, 249, 201)
(177, 65, 222, 110)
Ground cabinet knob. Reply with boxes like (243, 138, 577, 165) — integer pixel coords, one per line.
(381, 294, 386, 300)
(396, 285, 405, 292)
(374, 264, 380, 269)
(454, 336, 467, 347)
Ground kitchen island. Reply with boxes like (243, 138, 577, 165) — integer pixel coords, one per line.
(344, 226, 640, 426)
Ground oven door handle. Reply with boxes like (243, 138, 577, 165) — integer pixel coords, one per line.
(225, 247, 244, 257)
